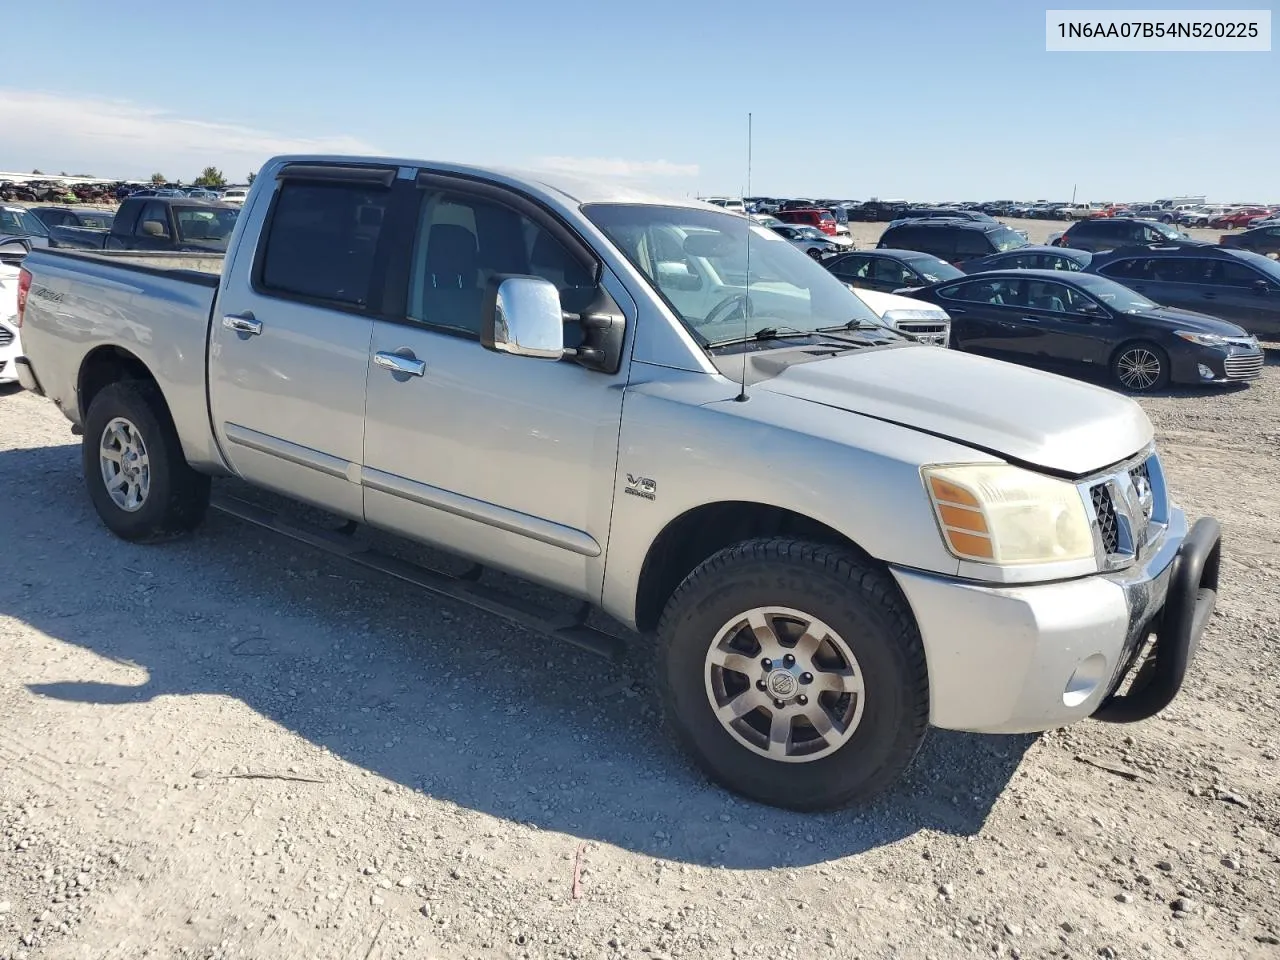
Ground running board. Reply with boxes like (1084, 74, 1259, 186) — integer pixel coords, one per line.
(210, 494, 626, 661)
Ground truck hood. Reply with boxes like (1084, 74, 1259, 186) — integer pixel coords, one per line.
(755, 346, 1152, 476)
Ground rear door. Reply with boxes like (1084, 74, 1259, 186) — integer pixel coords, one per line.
(1202, 260, 1280, 334)
(828, 254, 873, 286)
(935, 277, 1026, 354)
(208, 162, 396, 519)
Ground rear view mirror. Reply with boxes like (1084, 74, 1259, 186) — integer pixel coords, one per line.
(682, 233, 739, 257)
(481, 276, 565, 360)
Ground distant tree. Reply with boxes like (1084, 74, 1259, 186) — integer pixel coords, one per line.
(31, 168, 44, 175)
(246, 171, 256, 185)
(71, 172, 94, 178)
(194, 166, 227, 188)
(150, 172, 166, 185)
(59, 171, 68, 176)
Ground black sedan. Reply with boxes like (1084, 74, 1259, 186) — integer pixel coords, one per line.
(906, 269, 1263, 391)
(961, 246, 1091, 273)
(1219, 225, 1280, 258)
(824, 248, 963, 293)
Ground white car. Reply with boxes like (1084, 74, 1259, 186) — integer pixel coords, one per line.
(846, 286, 951, 346)
(704, 197, 746, 214)
(220, 187, 250, 206)
(0, 260, 23, 384)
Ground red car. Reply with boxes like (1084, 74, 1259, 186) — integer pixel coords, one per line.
(1210, 208, 1271, 229)
(775, 208, 838, 236)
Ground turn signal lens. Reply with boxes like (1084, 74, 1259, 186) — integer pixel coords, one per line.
(923, 464, 1095, 566)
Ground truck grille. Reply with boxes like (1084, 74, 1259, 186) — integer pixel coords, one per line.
(895, 321, 950, 346)
(0, 328, 13, 348)
(1091, 484, 1119, 555)
(1223, 354, 1263, 380)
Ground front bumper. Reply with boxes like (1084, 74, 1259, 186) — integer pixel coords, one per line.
(1170, 344, 1264, 384)
(0, 321, 22, 384)
(891, 508, 1221, 734)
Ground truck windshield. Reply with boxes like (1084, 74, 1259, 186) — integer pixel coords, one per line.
(583, 203, 879, 346)
(0, 207, 51, 238)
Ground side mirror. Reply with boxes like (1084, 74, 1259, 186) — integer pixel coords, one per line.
(481, 276, 565, 360)
(1254, 279, 1271, 295)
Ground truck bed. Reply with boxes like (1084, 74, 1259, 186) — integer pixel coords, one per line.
(18, 246, 226, 471)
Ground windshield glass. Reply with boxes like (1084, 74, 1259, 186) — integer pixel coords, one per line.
(794, 226, 827, 240)
(907, 256, 964, 283)
(1150, 221, 1183, 240)
(0, 207, 51, 237)
(584, 203, 881, 345)
(989, 226, 1028, 252)
(1071, 273, 1157, 312)
(175, 206, 238, 243)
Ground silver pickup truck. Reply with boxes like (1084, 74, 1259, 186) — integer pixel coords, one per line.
(12, 155, 1221, 810)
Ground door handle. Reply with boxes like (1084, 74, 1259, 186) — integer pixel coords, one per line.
(374, 351, 426, 377)
(1020, 316, 1042, 324)
(222, 314, 262, 336)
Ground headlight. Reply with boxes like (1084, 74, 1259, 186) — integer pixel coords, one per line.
(922, 464, 1094, 565)
(1174, 330, 1228, 346)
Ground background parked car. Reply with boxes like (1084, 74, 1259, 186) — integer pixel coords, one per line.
(960, 246, 1092, 273)
(888, 208, 996, 227)
(0, 206, 51, 248)
(1218, 226, 1280, 258)
(1088, 246, 1280, 338)
(1054, 217, 1195, 252)
(877, 219, 1027, 267)
(769, 224, 841, 259)
(1211, 208, 1271, 229)
(58, 197, 241, 253)
(824, 249, 963, 292)
(775, 208, 838, 236)
(28, 206, 116, 249)
(908, 269, 1263, 390)
(0, 254, 23, 384)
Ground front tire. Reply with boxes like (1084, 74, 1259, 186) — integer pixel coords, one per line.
(1111, 342, 1170, 392)
(657, 539, 929, 810)
(83, 381, 211, 542)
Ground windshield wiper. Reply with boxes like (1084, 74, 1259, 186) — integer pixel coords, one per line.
(706, 325, 831, 349)
(816, 318, 886, 333)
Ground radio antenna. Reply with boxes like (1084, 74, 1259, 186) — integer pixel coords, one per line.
(735, 111, 753, 403)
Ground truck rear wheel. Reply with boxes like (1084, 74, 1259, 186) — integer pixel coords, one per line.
(83, 381, 210, 542)
(657, 538, 928, 810)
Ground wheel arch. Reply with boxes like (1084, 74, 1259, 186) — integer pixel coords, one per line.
(633, 500, 882, 634)
(78, 345, 165, 423)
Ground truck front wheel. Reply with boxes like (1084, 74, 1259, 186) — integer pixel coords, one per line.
(83, 381, 211, 542)
(657, 538, 929, 810)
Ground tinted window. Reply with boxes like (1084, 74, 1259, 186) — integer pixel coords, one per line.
(940, 278, 1022, 305)
(259, 182, 389, 307)
(1148, 258, 1216, 285)
(1047, 254, 1085, 271)
(1214, 261, 1265, 287)
(1070, 221, 1105, 236)
(887, 227, 952, 259)
(1024, 279, 1096, 315)
(1096, 257, 1148, 280)
(137, 202, 170, 239)
(408, 193, 596, 336)
(830, 255, 870, 279)
(175, 206, 238, 244)
(955, 230, 994, 258)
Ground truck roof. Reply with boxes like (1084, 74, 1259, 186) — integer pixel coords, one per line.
(265, 154, 710, 210)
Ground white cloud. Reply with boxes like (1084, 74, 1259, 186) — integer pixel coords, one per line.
(0, 89, 380, 181)
(533, 155, 699, 179)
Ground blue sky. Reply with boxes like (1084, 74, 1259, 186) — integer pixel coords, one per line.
(1, 0, 1275, 200)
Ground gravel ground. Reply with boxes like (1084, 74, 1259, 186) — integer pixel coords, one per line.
(1, 336, 1278, 960)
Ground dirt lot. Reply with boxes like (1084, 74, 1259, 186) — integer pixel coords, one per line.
(1, 337, 1278, 959)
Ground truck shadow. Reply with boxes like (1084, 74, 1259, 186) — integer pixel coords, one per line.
(0, 440, 1033, 870)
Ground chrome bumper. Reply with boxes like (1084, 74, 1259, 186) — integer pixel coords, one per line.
(891, 505, 1217, 734)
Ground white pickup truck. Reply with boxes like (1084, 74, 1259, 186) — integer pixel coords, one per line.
(12, 155, 1221, 810)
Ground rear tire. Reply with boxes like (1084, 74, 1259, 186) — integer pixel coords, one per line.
(1111, 341, 1170, 393)
(657, 538, 929, 810)
(83, 380, 210, 542)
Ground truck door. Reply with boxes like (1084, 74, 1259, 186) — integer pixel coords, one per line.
(360, 174, 632, 600)
(208, 163, 397, 519)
